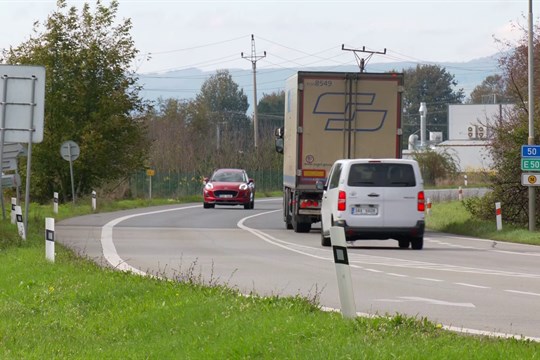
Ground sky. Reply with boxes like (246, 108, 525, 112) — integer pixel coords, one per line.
(0, 0, 535, 76)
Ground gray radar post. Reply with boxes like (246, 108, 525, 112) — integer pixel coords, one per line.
(330, 226, 357, 319)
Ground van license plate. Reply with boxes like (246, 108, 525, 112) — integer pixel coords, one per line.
(352, 205, 378, 215)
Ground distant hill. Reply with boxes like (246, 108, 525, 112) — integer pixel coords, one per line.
(137, 54, 503, 110)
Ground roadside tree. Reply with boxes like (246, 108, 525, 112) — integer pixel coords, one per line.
(2, 0, 149, 202)
(402, 64, 465, 147)
(468, 74, 515, 104)
(464, 23, 540, 226)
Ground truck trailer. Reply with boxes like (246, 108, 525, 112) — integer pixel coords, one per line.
(275, 71, 404, 233)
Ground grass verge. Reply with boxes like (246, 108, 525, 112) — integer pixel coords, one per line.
(425, 200, 540, 246)
(1, 197, 539, 358)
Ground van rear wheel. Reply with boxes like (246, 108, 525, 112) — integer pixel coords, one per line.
(411, 237, 424, 250)
(398, 239, 410, 249)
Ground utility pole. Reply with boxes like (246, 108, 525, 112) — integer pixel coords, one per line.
(242, 34, 266, 148)
(341, 45, 386, 72)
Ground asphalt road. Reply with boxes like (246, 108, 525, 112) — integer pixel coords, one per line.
(57, 197, 540, 341)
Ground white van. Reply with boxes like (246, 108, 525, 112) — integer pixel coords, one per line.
(318, 159, 425, 249)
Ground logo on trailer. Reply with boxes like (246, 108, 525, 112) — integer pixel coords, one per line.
(312, 92, 388, 132)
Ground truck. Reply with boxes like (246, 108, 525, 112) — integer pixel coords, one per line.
(274, 71, 404, 233)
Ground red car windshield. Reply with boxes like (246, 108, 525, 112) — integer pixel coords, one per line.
(212, 171, 246, 183)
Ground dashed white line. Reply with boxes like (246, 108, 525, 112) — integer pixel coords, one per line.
(454, 282, 490, 289)
(505, 290, 540, 297)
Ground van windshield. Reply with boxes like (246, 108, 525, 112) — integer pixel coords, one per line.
(347, 163, 416, 187)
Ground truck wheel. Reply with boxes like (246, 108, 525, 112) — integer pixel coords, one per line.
(411, 237, 423, 250)
(321, 231, 331, 247)
(284, 189, 293, 229)
(293, 219, 311, 233)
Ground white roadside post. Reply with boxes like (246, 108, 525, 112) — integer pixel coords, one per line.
(458, 186, 463, 201)
(10, 197, 16, 224)
(464, 175, 468, 187)
(495, 202, 503, 231)
(426, 197, 432, 215)
(15, 205, 25, 240)
(45, 217, 55, 262)
(53, 192, 58, 214)
(330, 226, 357, 319)
(92, 190, 97, 211)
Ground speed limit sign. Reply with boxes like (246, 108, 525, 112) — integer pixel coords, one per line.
(522, 173, 540, 186)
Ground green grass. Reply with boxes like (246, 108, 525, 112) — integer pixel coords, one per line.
(426, 200, 540, 246)
(1, 197, 540, 358)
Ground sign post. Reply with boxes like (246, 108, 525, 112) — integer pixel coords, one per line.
(60, 141, 80, 204)
(0, 65, 46, 238)
(521, 145, 540, 231)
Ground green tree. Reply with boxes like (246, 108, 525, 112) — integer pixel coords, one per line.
(402, 65, 465, 147)
(411, 149, 459, 186)
(195, 69, 250, 132)
(465, 23, 540, 226)
(468, 74, 514, 104)
(257, 91, 285, 137)
(3, 0, 149, 202)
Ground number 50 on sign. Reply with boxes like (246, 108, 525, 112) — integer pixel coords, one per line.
(522, 173, 540, 186)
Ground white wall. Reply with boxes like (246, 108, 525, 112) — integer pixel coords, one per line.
(448, 104, 513, 140)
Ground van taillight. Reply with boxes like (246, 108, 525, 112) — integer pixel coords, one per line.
(338, 190, 346, 211)
(417, 191, 425, 212)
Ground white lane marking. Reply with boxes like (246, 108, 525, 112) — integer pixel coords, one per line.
(387, 273, 408, 278)
(505, 290, 540, 297)
(454, 283, 490, 289)
(416, 277, 444, 282)
(375, 296, 476, 308)
(101, 205, 200, 274)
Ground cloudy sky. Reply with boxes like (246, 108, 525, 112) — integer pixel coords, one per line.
(0, 0, 534, 75)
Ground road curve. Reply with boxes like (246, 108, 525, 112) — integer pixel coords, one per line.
(57, 198, 540, 342)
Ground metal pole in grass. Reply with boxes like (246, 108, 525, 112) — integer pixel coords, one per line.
(45, 217, 55, 262)
(330, 226, 357, 319)
(495, 202, 503, 231)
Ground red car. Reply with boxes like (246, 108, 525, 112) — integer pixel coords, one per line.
(203, 168, 255, 209)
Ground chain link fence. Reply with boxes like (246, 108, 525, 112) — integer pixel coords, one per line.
(130, 169, 283, 199)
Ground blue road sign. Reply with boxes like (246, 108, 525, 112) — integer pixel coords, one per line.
(522, 145, 540, 158)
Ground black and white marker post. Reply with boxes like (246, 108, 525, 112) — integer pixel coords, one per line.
(10, 197, 16, 224)
(53, 192, 58, 214)
(330, 226, 357, 319)
(92, 190, 97, 211)
(45, 217, 55, 262)
(15, 205, 25, 240)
